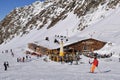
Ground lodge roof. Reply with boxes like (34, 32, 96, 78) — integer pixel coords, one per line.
(51, 38, 106, 51)
(65, 38, 106, 47)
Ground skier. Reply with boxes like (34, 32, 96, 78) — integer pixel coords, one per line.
(10, 49, 14, 57)
(75, 51, 79, 65)
(17, 58, 19, 62)
(22, 57, 25, 62)
(89, 56, 99, 73)
(3, 62, 7, 71)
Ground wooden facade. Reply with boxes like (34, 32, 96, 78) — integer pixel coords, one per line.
(65, 38, 106, 52)
(48, 38, 106, 61)
(27, 43, 48, 55)
(27, 38, 106, 61)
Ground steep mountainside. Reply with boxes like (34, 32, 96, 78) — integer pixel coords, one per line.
(0, 0, 120, 44)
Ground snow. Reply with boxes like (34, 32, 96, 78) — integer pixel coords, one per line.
(0, 50, 120, 80)
(0, 1, 120, 80)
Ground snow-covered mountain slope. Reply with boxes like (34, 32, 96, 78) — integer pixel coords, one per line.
(73, 6, 120, 55)
(0, 0, 120, 56)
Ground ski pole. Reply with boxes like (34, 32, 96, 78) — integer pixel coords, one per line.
(97, 67, 101, 73)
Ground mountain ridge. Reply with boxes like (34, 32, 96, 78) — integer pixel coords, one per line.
(0, 0, 120, 48)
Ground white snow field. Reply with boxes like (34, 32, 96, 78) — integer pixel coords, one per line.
(0, 48, 120, 80)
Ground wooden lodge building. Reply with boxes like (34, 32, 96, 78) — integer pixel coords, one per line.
(27, 38, 106, 62)
(48, 38, 106, 61)
(65, 38, 106, 53)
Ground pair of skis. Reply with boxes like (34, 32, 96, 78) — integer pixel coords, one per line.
(89, 70, 111, 74)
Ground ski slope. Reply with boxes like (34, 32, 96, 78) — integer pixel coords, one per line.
(0, 49, 120, 80)
(1, 4, 120, 53)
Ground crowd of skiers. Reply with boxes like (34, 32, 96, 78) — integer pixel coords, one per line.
(1, 49, 13, 71)
(84, 52, 113, 59)
(2, 49, 14, 57)
(99, 53, 113, 58)
(61, 54, 81, 65)
(17, 55, 31, 62)
(17, 57, 25, 62)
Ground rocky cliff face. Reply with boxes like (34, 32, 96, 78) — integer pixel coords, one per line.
(0, 0, 120, 44)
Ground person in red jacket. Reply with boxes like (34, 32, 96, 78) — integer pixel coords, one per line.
(89, 57, 99, 73)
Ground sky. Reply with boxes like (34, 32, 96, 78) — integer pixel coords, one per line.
(0, 0, 44, 21)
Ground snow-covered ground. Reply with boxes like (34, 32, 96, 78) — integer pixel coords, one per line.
(0, 1, 120, 80)
(0, 48, 120, 80)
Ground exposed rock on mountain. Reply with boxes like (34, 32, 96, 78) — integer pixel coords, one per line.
(0, 0, 120, 44)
